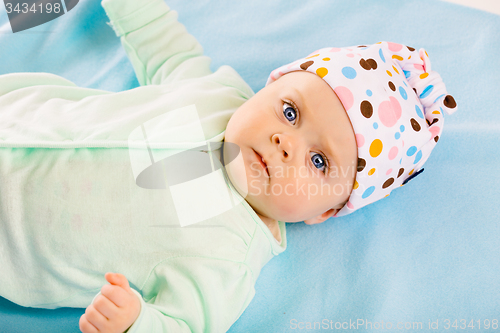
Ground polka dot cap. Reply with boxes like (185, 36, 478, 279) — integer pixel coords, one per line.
(266, 41, 457, 217)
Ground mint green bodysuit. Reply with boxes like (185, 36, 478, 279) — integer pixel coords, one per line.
(0, 0, 287, 331)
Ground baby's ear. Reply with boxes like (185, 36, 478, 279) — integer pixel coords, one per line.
(304, 208, 338, 225)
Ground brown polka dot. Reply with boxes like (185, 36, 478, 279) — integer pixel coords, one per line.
(360, 100, 373, 118)
(413, 88, 417, 95)
(358, 45, 367, 48)
(360, 58, 377, 70)
(388, 81, 396, 91)
(357, 158, 366, 172)
(300, 61, 314, 70)
(410, 118, 421, 132)
(444, 95, 456, 108)
(367, 58, 378, 69)
(359, 58, 371, 70)
(434, 136, 439, 142)
(397, 168, 404, 178)
(429, 118, 438, 126)
(382, 178, 394, 189)
(407, 46, 415, 51)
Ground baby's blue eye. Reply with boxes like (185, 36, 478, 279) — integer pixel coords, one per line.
(283, 102, 297, 125)
(310, 152, 327, 173)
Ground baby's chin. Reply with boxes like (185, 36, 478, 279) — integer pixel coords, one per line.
(244, 196, 308, 223)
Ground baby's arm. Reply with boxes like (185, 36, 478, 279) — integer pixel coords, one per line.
(86, 257, 256, 333)
(101, 0, 212, 86)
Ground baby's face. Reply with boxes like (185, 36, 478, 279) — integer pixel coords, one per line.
(223, 71, 357, 224)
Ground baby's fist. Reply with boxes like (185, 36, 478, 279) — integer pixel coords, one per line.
(80, 273, 141, 333)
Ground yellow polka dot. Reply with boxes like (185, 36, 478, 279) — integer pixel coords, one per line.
(376, 42, 382, 44)
(353, 181, 359, 190)
(392, 65, 400, 74)
(368, 168, 376, 176)
(386, 70, 392, 77)
(369, 139, 383, 158)
(392, 55, 403, 61)
(322, 57, 330, 61)
(425, 50, 429, 57)
(316, 67, 328, 78)
(419, 73, 429, 79)
(305, 54, 319, 59)
(409, 169, 415, 175)
(408, 55, 411, 59)
(384, 194, 390, 198)
(432, 110, 440, 114)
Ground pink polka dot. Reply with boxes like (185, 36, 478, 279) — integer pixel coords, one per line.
(387, 42, 403, 52)
(346, 53, 354, 58)
(334, 86, 354, 111)
(287, 61, 300, 69)
(388, 146, 398, 160)
(429, 125, 440, 138)
(355, 133, 365, 147)
(386, 168, 393, 175)
(330, 47, 341, 52)
(270, 70, 277, 80)
(378, 96, 402, 128)
(414, 64, 424, 71)
(347, 201, 354, 209)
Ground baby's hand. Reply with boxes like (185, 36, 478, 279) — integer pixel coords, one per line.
(79, 273, 141, 333)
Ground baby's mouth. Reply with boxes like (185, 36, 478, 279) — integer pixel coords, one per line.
(253, 149, 269, 177)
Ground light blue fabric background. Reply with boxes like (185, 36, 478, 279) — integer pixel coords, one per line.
(1, 0, 499, 332)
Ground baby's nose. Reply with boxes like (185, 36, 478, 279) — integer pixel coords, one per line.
(272, 133, 295, 159)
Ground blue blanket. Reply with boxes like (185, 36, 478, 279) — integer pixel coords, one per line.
(1, 0, 499, 332)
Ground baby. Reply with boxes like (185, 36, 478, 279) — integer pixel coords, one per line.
(0, 0, 457, 333)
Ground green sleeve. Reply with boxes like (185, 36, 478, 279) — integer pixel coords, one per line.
(101, 0, 213, 86)
(125, 257, 256, 333)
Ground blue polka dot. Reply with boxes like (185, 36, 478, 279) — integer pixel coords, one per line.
(342, 67, 357, 79)
(415, 105, 424, 119)
(433, 93, 445, 103)
(373, 122, 378, 129)
(420, 85, 434, 99)
(400, 125, 405, 132)
(366, 89, 372, 96)
(414, 150, 422, 164)
(406, 146, 417, 156)
(403, 70, 411, 79)
(379, 48, 385, 63)
(395, 132, 401, 139)
(400, 158, 402, 164)
(362, 186, 376, 199)
(403, 81, 408, 87)
(399, 86, 407, 100)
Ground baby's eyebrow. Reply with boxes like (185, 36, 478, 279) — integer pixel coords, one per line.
(322, 136, 339, 168)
